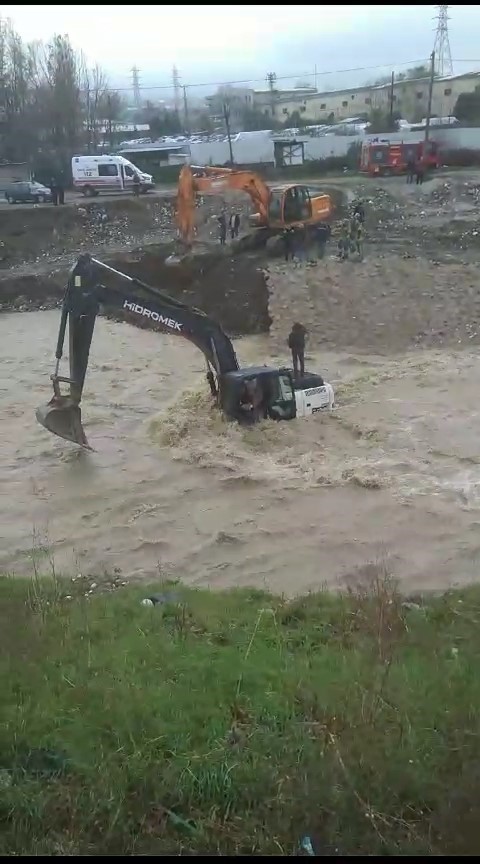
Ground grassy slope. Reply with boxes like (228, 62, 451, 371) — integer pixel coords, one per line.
(1, 574, 480, 856)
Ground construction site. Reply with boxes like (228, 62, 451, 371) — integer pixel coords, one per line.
(1, 164, 480, 594)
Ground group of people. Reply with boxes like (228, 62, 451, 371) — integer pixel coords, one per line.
(337, 199, 365, 261)
(282, 199, 365, 265)
(282, 224, 331, 263)
(218, 212, 241, 245)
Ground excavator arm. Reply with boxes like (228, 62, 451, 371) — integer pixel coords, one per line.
(36, 254, 239, 448)
(177, 164, 271, 245)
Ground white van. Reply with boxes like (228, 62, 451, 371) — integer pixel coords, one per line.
(71, 155, 154, 197)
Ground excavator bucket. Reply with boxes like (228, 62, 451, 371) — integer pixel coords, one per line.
(35, 395, 91, 450)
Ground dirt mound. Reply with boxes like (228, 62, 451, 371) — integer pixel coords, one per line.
(0, 246, 270, 337)
(105, 247, 270, 336)
(267, 255, 480, 353)
(0, 197, 177, 269)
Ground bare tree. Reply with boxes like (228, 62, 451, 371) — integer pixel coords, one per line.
(100, 90, 124, 148)
(38, 34, 84, 153)
(0, 18, 39, 161)
(83, 63, 108, 152)
(0, 18, 120, 168)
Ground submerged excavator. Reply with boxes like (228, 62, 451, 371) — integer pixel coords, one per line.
(36, 254, 334, 449)
(176, 164, 333, 247)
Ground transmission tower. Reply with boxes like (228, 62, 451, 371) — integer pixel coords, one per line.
(433, 5, 453, 78)
(131, 66, 141, 107)
(172, 65, 182, 114)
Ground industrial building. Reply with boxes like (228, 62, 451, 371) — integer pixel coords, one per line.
(250, 71, 480, 124)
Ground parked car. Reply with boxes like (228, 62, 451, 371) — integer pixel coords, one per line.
(5, 181, 53, 204)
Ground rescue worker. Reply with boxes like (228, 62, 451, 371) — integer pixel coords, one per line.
(406, 158, 415, 184)
(415, 160, 424, 186)
(315, 223, 331, 260)
(288, 322, 307, 378)
(338, 219, 350, 260)
(49, 177, 58, 206)
(250, 378, 268, 423)
(218, 213, 227, 245)
(233, 212, 240, 238)
(294, 226, 307, 262)
(283, 226, 294, 261)
(132, 172, 141, 196)
(350, 212, 364, 260)
(352, 198, 365, 223)
(229, 212, 236, 240)
(56, 168, 65, 205)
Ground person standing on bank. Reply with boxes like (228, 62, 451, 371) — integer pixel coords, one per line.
(288, 322, 307, 378)
(218, 213, 227, 245)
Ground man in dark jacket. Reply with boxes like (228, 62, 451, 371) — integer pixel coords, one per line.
(218, 213, 227, 245)
(288, 322, 307, 378)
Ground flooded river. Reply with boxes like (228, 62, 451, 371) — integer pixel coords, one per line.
(2, 309, 480, 594)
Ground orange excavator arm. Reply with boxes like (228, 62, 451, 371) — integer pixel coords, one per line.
(176, 164, 271, 246)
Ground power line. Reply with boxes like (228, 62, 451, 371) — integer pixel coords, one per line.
(96, 57, 432, 95)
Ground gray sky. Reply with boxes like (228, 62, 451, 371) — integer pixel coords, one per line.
(2, 4, 479, 97)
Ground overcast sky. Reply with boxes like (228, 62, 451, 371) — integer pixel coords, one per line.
(2, 4, 479, 97)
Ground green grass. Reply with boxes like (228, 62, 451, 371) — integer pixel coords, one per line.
(1, 573, 480, 856)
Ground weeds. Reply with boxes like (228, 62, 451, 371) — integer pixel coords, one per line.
(1, 573, 480, 855)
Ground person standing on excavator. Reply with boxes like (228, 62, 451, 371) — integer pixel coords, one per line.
(288, 322, 307, 378)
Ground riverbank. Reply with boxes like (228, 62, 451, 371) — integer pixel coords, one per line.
(1, 574, 479, 856)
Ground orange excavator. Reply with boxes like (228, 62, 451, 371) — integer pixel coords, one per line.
(176, 164, 333, 248)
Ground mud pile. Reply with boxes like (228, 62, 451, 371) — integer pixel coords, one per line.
(105, 247, 270, 336)
(0, 197, 176, 269)
(267, 254, 480, 353)
(0, 246, 270, 337)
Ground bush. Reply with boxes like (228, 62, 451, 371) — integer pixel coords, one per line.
(2, 576, 480, 856)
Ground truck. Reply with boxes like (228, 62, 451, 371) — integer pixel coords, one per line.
(71, 155, 154, 197)
(360, 140, 440, 176)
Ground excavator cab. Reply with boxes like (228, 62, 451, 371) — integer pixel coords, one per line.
(220, 367, 297, 424)
(267, 186, 312, 227)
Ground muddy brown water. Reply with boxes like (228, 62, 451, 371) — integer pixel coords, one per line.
(2, 309, 480, 595)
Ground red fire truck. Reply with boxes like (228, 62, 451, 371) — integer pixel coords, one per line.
(360, 140, 440, 176)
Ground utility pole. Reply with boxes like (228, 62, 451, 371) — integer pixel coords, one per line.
(86, 85, 91, 153)
(223, 102, 234, 164)
(424, 50, 436, 144)
(172, 65, 181, 115)
(182, 85, 190, 136)
(266, 71, 277, 121)
(389, 71, 395, 125)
